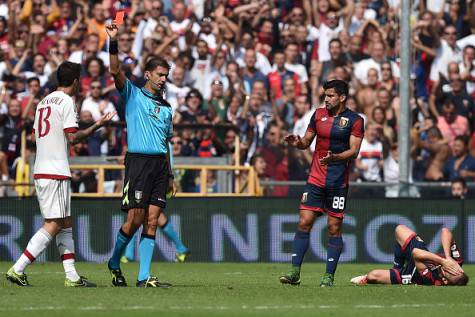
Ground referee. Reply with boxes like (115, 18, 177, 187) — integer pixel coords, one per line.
(105, 23, 176, 288)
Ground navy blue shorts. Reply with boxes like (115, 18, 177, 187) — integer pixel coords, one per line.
(389, 234, 427, 284)
(299, 183, 348, 218)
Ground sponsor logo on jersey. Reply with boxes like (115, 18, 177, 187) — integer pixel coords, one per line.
(321, 117, 328, 121)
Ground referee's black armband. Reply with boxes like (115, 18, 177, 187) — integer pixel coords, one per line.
(109, 40, 118, 54)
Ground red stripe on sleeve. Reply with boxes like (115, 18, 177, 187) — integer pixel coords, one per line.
(351, 116, 364, 138)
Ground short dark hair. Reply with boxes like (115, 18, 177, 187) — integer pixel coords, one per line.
(57, 61, 81, 87)
(329, 38, 342, 47)
(454, 135, 469, 147)
(452, 177, 467, 189)
(323, 79, 349, 97)
(144, 57, 170, 72)
(27, 77, 40, 85)
(451, 272, 469, 286)
(185, 88, 203, 102)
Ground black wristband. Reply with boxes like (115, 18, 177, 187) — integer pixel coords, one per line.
(109, 40, 118, 54)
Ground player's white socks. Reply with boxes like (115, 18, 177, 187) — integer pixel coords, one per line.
(13, 228, 52, 274)
(56, 228, 80, 282)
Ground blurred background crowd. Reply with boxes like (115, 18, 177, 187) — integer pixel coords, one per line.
(0, 0, 475, 197)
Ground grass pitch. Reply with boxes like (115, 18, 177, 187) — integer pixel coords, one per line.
(0, 262, 473, 317)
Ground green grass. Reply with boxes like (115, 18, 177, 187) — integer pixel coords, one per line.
(0, 262, 474, 317)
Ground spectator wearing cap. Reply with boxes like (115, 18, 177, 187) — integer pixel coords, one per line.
(444, 135, 475, 181)
(198, 16, 217, 52)
(205, 80, 228, 124)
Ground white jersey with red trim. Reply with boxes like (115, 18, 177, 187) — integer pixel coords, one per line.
(33, 91, 78, 179)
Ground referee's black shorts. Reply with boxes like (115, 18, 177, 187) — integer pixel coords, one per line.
(121, 152, 169, 211)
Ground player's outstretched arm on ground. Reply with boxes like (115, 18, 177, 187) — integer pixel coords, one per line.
(67, 112, 116, 145)
(106, 23, 126, 91)
(412, 248, 463, 276)
(284, 128, 316, 150)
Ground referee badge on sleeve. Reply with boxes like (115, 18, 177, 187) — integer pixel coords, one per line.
(135, 190, 143, 203)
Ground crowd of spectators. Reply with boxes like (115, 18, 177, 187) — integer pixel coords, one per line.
(0, 0, 475, 197)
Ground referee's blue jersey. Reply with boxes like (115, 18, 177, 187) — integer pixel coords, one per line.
(119, 78, 173, 155)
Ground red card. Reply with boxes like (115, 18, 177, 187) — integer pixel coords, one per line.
(114, 11, 124, 25)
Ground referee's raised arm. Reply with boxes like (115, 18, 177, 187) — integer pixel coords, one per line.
(106, 23, 126, 91)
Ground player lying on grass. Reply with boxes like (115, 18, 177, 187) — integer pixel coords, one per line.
(351, 225, 468, 286)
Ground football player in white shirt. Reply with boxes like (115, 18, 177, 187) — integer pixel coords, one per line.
(6, 61, 115, 287)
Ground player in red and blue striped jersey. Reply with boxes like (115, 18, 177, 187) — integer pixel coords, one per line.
(280, 79, 364, 287)
(351, 225, 468, 286)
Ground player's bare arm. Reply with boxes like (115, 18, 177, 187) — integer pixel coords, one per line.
(67, 112, 116, 145)
(320, 135, 363, 165)
(440, 228, 455, 259)
(411, 248, 463, 276)
(106, 23, 126, 91)
(284, 128, 316, 150)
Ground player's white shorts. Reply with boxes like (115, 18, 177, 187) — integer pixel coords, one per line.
(34, 179, 71, 219)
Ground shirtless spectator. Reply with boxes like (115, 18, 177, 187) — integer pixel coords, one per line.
(412, 126, 451, 181)
(356, 68, 379, 116)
